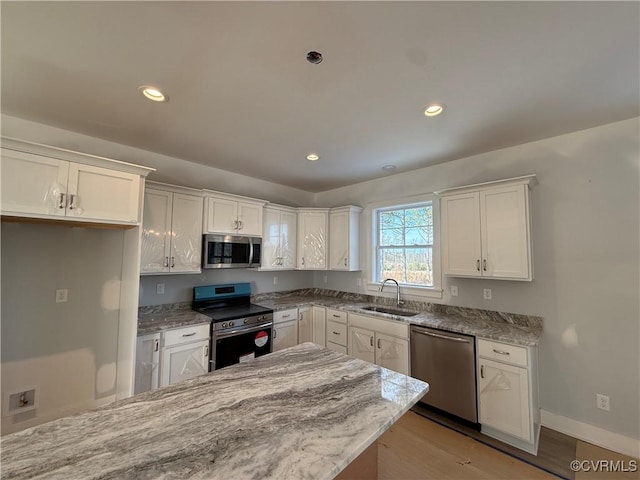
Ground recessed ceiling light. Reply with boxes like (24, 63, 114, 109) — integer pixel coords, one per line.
(306, 153, 320, 161)
(139, 86, 168, 102)
(382, 165, 396, 171)
(424, 104, 444, 116)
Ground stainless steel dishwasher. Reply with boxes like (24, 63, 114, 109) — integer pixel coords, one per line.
(410, 325, 478, 424)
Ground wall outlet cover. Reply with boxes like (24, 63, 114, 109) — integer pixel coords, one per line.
(450, 285, 458, 297)
(55, 289, 68, 303)
(483, 288, 492, 300)
(3, 386, 39, 417)
(156, 283, 165, 295)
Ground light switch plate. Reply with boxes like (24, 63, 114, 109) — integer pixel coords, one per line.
(156, 283, 165, 295)
(55, 289, 68, 303)
(483, 289, 492, 300)
(450, 285, 458, 297)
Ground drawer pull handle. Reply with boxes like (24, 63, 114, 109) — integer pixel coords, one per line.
(154, 339, 159, 352)
(58, 193, 66, 209)
(370, 336, 374, 347)
(332, 314, 341, 318)
(476, 259, 481, 271)
(481, 365, 484, 378)
(282, 314, 291, 318)
(377, 338, 381, 349)
(182, 332, 196, 337)
(332, 331, 341, 335)
(493, 349, 510, 355)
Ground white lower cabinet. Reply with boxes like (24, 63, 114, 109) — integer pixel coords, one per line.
(298, 307, 312, 344)
(273, 308, 299, 352)
(134, 333, 161, 395)
(159, 324, 210, 388)
(312, 306, 327, 347)
(347, 313, 409, 376)
(326, 308, 348, 354)
(477, 338, 540, 455)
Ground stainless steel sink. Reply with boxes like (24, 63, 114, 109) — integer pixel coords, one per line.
(361, 306, 419, 317)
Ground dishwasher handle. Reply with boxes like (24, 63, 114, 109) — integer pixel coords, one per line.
(411, 327, 472, 344)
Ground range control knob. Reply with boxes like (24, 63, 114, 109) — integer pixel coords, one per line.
(229, 321, 235, 327)
(221, 322, 228, 328)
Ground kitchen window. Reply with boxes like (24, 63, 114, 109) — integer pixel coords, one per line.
(366, 195, 442, 299)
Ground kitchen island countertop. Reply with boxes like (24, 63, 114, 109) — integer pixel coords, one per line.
(1, 343, 429, 480)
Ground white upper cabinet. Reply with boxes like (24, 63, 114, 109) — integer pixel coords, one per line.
(203, 192, 266, 236)
(329, 206, 362, 271)
(439, 175, 536, 281)
(297, 208, 329, 270)
(1, 140, 152, 226)
(262, 205, 297, 270)
(141, 183, 203, 275)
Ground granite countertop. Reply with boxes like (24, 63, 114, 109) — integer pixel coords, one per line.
(1, 343, 429, 480)
(138, 302, 210, 335)
(254, 293, 543, 347)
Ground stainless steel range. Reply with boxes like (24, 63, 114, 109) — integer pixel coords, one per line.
(193, 283, 273, 371)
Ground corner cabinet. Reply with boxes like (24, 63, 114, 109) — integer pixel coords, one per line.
(477, 338, 540, 455)
(262, 204, 297, 270)
(203, 191, 266, 236)
(439, 175, 536, 281)
(297, 208, 329, 270)
(329, 206, 362, 271)
(141, 183, 203, 274)
(1, 139, 153, 226)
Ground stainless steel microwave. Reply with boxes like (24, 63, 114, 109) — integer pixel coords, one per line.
(202, 234, 261, 269)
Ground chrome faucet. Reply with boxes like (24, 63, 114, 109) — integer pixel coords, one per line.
(380, 278, 404, 307)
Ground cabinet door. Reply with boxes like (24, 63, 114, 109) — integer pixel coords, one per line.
(311, 306, 326, 347)
(480, 185, 531, 279)
(375, 332, 409, 375)
(478, 358, 531, 442)
(134, 333, 161, 394)
(273, 320, 298, 352)
(206, 197, 238, 234)
(299, 211, 328, 269)
(441, 192, 482, 277)
(279, 209, 297, 269)
(298, 308, 312, 344)
(170, 193, 203, 273)
(262, 208, 282, 269)
(349, 327, 375, 364)
(237, 202, 263, 236)
(67, 163, 141, 224)
(329, 210, 349, 270)
(160, 339, 209, 387)
(1, 149, 69, 218)
(141, 189, 172, 273)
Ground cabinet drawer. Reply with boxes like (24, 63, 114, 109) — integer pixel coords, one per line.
(327, 320, 348, 346)
(164, 323, 210, 347)
(274, 308, 298, 325)
(326, 308, 347, 324)
(327, 341, 347, 355)
(478, 339, 528, 367)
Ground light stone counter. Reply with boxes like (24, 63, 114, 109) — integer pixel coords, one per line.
(254, 290, 543, 346)
(1, 343, 429, 480)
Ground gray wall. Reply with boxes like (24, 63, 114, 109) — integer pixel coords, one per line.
(314, 118, 640, 441)
(1, 222, 125, 434)
(139, 270, 313, 306)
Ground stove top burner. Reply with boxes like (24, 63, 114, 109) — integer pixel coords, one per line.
(196, 303, 273, 322)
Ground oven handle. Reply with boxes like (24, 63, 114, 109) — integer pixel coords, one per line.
(214, 322, 273, 339)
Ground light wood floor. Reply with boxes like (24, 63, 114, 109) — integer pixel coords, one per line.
(377, 411, 557, 480)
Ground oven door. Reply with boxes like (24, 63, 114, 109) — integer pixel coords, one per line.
(211, 322, 273, 370)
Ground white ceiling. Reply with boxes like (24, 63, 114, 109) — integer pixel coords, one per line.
(2, 2, 638, 192)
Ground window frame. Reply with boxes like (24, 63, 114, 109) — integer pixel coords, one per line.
(364, 193, 442, 300)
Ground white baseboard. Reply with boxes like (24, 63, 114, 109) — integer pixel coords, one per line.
(541, 410, 640, 459)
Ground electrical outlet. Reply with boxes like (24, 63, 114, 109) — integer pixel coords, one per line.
(273, 276, 278, 285)
(156, 283, 165, 295)
(483, 289, 492, 300)
(450, 285, 458, 297)
(596, 393, 610, 411)
(55, 289, 68, 303)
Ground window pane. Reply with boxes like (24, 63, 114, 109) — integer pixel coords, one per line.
(379, 210, 403, 229)
(405, 206, 431, 228)
(380, 228, 403, 246)
(380, 248, 406, 283)
(405, 247, 433, 286)
(405, 227, 432, 245)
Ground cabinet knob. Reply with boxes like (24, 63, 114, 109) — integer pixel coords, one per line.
(370, 336, 374, 347)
